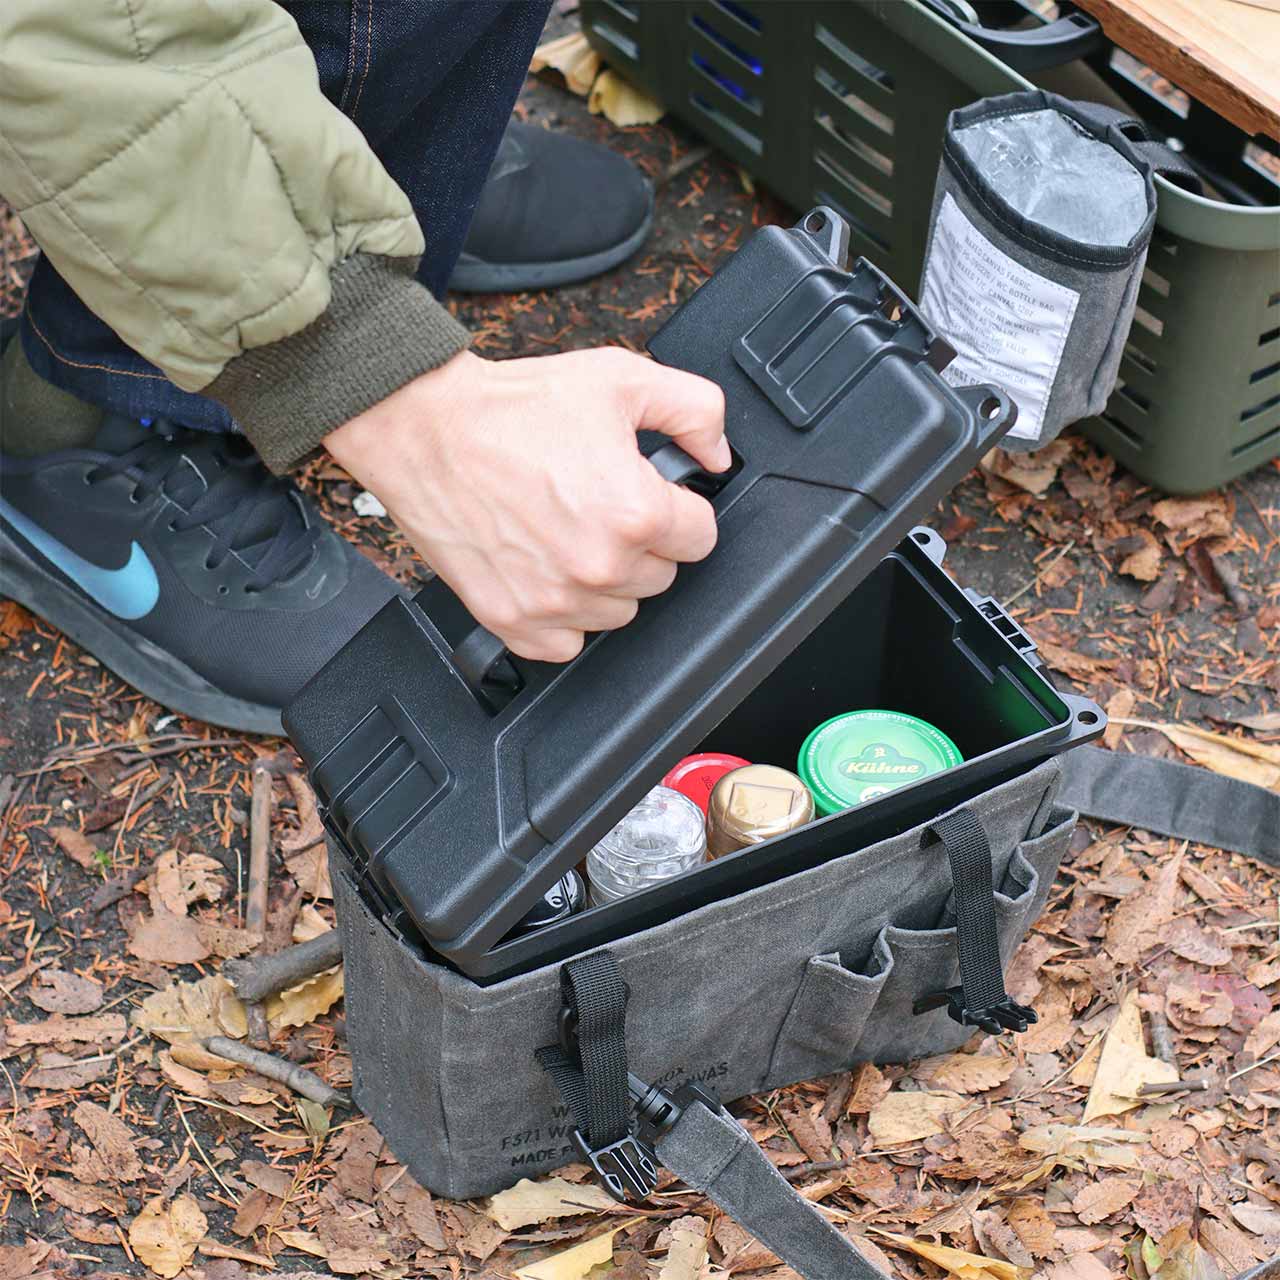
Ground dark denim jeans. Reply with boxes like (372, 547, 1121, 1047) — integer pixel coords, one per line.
(19, 0, 551, 433)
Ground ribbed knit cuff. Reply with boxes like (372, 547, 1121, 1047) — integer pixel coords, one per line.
(207, 253, 471, 474)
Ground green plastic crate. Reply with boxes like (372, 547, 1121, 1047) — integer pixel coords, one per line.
(582, 0, 1280, 493)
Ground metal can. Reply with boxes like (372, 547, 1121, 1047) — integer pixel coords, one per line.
(706, 764, 815, 859)
(797, 710, 963, 815)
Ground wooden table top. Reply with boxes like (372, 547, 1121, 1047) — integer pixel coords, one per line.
(1077, 0, 1280, 140)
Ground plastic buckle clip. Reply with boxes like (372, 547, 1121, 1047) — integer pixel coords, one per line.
(571, 1129, 659, 1204)
(913, 986, 1038, 1035)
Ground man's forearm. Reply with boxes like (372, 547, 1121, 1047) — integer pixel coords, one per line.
(0, 0, 467, 470)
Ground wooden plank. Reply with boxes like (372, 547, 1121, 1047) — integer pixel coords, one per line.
(1077, 0, 1280, 140)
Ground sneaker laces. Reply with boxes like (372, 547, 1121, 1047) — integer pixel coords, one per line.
(85, 427, 323, 592)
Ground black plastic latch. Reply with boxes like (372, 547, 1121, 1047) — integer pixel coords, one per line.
(913, 986, 1039, 1035)
(571, 1130, 659, 1203)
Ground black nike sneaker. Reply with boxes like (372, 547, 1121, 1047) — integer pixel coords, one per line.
(0, 417, 400, 735)
(449, 122, 655, 293)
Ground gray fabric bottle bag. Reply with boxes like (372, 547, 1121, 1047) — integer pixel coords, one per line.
(920, 89, 1200, 451)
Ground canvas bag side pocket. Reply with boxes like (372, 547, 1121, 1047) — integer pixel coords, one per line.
(919, 88, 1199, 451)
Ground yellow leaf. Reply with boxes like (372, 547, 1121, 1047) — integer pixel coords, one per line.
(276, 1229, 326, 1258)
(1083, 992, 1179, 1122)
(868, 1090, 966, 1143)
(872, 1228, 1031, 1280)
(915, 1052, 1015, 1093)
(157, 1050, 211, 1098)
(658, 1216, 709, 1279)
(265, 966, 343, 1031)
(133, 975, 247, 1045)
(530, 31, 603, 97)
(588, 69, 665, 127)
(128, 1194, 207, 1278)
(487, 1176, 617, 1230)
(1018, 1122, 1146, 1174)
(514, 1228, 624, 1279)
(1115, 719, 1280, 790)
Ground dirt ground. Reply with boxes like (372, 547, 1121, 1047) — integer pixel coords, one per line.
(1, 10, 1279, 1280)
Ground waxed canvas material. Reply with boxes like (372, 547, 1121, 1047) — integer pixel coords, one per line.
(921, 92, 1156, 451)
(330, 757, 1073, 1201)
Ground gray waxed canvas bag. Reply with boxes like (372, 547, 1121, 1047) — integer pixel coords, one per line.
(329, 755, 1075, 1267)
(920, 89, 1200, 451)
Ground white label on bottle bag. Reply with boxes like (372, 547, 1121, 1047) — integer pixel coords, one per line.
(921, 192, 1080, 444)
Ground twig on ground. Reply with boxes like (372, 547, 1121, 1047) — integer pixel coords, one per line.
(224, 930, 343, 1003)
(1139, 1078, 1209, 1095)
(174, 1095, 240, 1203)
(1207, 549, 1250, 613)
(1149, 1008, 1177, 1066)
(204, 1035, 349, 1109)
(246, 766, 273, 1047)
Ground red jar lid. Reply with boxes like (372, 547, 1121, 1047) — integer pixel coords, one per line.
(661, 753, 752, 814)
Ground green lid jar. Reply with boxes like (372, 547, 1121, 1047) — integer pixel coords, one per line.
(797, 710, 963, 816)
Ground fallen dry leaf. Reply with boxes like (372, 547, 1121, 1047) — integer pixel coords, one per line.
(74, 1100, 144, 1182)
(588, 69, 664, 127)
(275, 1229, 326, 1257)
(514, 1228, 625, 1279)
(28, 968, 104, 1015)
(1230, 1199, 1280, 1236)
(265, 966, 343, 1031)
(1166, 918, 1232, 967)
(158, 1049, 212, 1098)
(868, 1090, 966, 1143)
(657, 1216, 709, 1280)
(315, 1213, 394, 1275)
(486, 1176, 617, 1229)
(1104, 855, 1183, 965)
(151, 849, 223, 916)
(129, 1194, 207, 1278)
(1152, 493, 1232, 542)
(5, 1012, 125, 1047)
(49, 824, 101, 870)
(133, 974, 248, 1044)
(1116, 719, 1280, 790)
(1243, 1007, 1280, 1058)
(530, 30, 602, 96)
(1019, 1123, 1146, 1174)
(915, 1052, 1015, 1093)
(128, 908, 211, 965)
(873, 1228, 1032, 1280)
(1118, 529, 1163, 582)
(1082, 991, 1179, 1122)
(1006, 1198, 1057, 1257)
(1072, 1176, 1139, 1224)
(26, 1051, 110, 1091)
(982, 441, 1073, 496)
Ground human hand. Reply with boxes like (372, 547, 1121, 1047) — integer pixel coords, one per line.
(324, 347, 727, 662)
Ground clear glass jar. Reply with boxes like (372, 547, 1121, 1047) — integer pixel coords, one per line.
(587, 785, 708, 907)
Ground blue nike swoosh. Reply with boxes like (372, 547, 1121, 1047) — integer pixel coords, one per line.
(0, 495, 159, 620)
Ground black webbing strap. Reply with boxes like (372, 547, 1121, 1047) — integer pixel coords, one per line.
(1062, 746, 1280, 870)
(913, 807, 1037, 1034)
(545, 950, 631, 1147)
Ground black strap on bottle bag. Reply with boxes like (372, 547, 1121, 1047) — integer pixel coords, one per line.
(537, 951, 890, 1280)
(912, 807, 1038, 1034)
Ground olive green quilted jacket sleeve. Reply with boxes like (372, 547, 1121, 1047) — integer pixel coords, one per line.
(0, 0, 470, 471)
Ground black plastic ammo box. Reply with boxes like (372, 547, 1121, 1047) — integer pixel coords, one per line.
(285, 210, 1105, 983)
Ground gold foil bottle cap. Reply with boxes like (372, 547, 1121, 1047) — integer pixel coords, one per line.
(706, 764, 815, 859)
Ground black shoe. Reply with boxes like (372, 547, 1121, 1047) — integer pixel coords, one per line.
(0, 418, 400, 735)
(449, 122, 654, 293)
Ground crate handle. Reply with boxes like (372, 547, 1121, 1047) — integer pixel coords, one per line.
(919, 0, 1106, 74)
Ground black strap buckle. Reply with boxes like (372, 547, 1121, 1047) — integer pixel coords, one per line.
(914, 986, 1038, 1035)
(571, 1129, 659, 1203)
